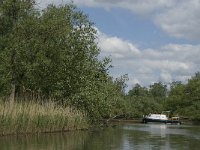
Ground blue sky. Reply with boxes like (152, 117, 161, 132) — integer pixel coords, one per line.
(82, 7, 165, 48)
(37, 0, 200, 89)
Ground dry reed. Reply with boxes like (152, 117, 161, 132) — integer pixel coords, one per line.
(0, 100, 89, 136)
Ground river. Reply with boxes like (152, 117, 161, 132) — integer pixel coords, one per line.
(0, 124, 200, 150)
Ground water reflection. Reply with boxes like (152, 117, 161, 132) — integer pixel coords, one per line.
(0, 124, 200, 150)
(124, 124, 200, 150)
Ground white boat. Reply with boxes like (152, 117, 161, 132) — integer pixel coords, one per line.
(142, 112, 181, 124)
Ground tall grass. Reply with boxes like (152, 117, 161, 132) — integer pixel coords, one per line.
(0, 100, 89, 136)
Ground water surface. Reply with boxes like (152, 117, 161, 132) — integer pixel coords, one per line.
(0, 124, 200, 150)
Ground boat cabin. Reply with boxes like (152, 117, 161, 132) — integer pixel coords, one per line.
(147, 114, 168, 120)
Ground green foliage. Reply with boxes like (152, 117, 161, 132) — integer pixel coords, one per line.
(149, 82, 167, 101)
(0, 1, 128, 122)
(126, 83, 163, 118)
(2, 1, 199, 123)
(69, 76, 128, 121)
(178, 73, 200, 120)
(127, 73, 200, 120)
(165, 81, 185, 113)
(114, 74, 129, 94)
(128, 83, 149, 97)
(165, 73, 200, 120)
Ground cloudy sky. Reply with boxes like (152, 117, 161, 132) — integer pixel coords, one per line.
(37, 0, 200, 89)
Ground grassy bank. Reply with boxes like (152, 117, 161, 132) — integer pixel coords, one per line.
(0, 100, 89, 136)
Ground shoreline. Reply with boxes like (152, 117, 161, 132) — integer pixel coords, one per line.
(1, 118, 199, 137)
(0, 127, 90, 137)
(1, 99, 199, 137)
(106, 118, 200, 125)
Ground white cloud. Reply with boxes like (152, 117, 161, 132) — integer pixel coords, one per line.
(155, 0, 200, 40)
(130, 77, 140, 87)
(159, 72, 172, 83)
(68, 0, 176, 14)
(97, 29, 200, 87)
(37, 0, 200, 41)
(97, 30, 141, 59)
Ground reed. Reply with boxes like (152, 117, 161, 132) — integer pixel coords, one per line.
(0, 100, 89, 136)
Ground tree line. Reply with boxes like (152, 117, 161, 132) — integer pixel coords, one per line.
(126, 73, 200, 121)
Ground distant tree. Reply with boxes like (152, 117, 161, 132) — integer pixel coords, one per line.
(128, 83, 149, 97)
(149, 82, 167, 101)
(180, 72, 200, 120)
(185, 72, 200, 102)
(165, 81, 185, 114)
(126, 83, 163, 118)
(166, 73, 200, 120)
(114, 74, 129, 94)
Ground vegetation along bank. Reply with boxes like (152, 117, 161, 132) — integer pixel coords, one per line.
(0, 0, 200, 135)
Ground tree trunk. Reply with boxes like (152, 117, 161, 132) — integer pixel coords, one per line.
(9, 83, 16, 104)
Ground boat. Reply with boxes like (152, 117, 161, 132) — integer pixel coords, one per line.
(142, 111, 181, 124)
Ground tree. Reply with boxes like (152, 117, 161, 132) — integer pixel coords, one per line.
(0, 2, 129, 121)
(179, 73, 200, 120)
(0, 3, 100, 99)
(114, 74, 129, 94)
(185, 72, 200, 102)
(165, 81, 185, 114)
(0, 0, 36, 102)
(128, 83, 149, 97)
(126, 83, 163, 118)
(149, 82, 167, 101)
(165, 73, 200, 120)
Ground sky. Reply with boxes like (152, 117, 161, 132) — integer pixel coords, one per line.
(36, 0, 200, 89)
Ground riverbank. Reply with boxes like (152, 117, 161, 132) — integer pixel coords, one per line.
(1, 99, 199, 137)
(106, 118, 200, 126)
(0, 101, 89, 136)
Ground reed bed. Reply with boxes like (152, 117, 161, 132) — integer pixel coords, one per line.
(0, 100, 89, 136)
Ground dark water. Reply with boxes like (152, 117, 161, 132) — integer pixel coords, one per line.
(0, 124, 200, 150)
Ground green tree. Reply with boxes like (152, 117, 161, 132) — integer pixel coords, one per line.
(128, 83, 149, 97)
(126, 83, 163, 118)
(179, 73, 200, 120)
(166, 73, 200, 120)
(0, 0, 36, 101)
(0, 1, 129, 121)
(149, 82, 167, 101)
(165, 81, 185, 114)
(114, 74, 129, 94)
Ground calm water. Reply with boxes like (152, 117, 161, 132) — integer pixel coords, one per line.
(0, 124, 200, 150)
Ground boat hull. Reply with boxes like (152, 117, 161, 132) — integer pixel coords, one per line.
(142, 118, 181, 124)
